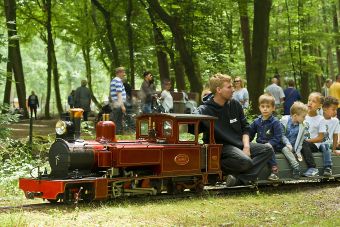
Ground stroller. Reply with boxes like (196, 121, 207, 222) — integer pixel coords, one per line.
(152, 95, 165, 113)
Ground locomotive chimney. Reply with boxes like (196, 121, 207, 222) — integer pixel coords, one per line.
(70, 108, 84, 139)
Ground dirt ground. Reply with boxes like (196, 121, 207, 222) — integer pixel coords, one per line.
(9, 119, 59, 139)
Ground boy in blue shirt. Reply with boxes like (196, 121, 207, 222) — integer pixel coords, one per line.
(250, 93, 285, 181)
(281, 101, 308, 178)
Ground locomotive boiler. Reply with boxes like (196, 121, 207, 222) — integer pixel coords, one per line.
(19, 109, 222, 203)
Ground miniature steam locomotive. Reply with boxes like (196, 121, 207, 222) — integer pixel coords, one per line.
(19, 109, 340, 203)
(19, 109, 222, 203)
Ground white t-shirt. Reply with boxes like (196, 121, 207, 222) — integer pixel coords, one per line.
(161, 90, 173, 112)
(322, 117, 340, 145)
(304, 115, 327, 148)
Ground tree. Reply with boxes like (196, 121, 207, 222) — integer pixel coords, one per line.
(3, 0, 28, 118)
(147, 0, 202, 94)
(244, 0, 273, 113)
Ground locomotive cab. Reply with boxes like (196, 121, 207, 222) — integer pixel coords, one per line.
(135, 113, 217, 145)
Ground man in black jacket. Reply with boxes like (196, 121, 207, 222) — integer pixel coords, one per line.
(194, 73, 273, 186)
(28, 91, 39, 120)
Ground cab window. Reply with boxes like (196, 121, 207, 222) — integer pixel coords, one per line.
(163, 120, 173, 137)
(140, 120, 149, 136)
(178, 123, 196, 142)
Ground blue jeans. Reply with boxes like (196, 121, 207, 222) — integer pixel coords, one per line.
(319, 143, 332, 168)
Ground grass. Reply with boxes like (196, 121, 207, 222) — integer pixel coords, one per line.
(0, 184, 339, 226)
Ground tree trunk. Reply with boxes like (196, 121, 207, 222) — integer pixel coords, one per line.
(332, 2, 340, 75)
(82, 45, 101, 109)
(91, 6, 113, 78)
(126, 0, 135, 88)
(52, 47, 63, 115)
(3, 57, 12, 106)
(321, 0, 334, 79)
(298, 0, 309, 102)
(238, 0, 252, 82)
(147, 0, 202, 94)
(284, 0, 298, 85)
(4, 0, 28, 118)
(44, 0, 52, 118)
(142, 0, 170, 84)
(248, 0, 272, 114)
(91, 0, 120, 69)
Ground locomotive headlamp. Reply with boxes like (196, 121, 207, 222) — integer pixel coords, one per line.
(56, 120, 67, 135)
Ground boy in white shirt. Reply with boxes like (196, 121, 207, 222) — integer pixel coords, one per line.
(319, 96, 340, 176)
(160, 79, 173, 113)
(302, 92, 326, 177)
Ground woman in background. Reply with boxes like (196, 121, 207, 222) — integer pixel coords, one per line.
(232, 76, 249, 109)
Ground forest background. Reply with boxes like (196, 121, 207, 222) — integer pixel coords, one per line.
(0, 0, 340, 118)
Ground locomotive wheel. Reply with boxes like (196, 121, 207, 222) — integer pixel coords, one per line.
(82, 191, 95, 203)
(47, 199, 59, 204)
(150, 180, 162, 194)
(63, 186, 78, 204)
(167, 181, 185, 194)
(191, 182, 204, 194)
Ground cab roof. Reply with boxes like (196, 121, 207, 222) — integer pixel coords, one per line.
(137, 113, 217, 121)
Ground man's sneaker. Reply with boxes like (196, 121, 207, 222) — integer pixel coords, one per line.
(224, 175, 237, 187)
(268, 173, 279, 181)
(303, 168, 319, 177)
(292, 169, 300, 179)
(323, 167, 332, 177)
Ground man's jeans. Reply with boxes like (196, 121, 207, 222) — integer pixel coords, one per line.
(319, 143, 332, 168)
(220, 143, 273, 184)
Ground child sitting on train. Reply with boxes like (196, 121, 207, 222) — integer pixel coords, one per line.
(319, 96, 340, 176)
(301, 92, 326, 177)
(280, 101, 308, 178)
(249, 93, 285, 181)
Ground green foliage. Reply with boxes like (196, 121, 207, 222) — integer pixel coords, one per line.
(0, 104, 19, 139)
(0, 136, 51, 196)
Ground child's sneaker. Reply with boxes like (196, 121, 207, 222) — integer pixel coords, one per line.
(303, 168, 319, 177)
(268, 173, 279, 181)
(323, 167, 332, 177)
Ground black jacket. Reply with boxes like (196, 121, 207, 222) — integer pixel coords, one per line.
(195, 94, 250, 149)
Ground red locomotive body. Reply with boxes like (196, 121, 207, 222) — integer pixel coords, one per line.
(19, 112, 222, 203)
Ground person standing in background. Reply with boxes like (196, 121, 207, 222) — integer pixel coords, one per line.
(329, 74, 340, 119)
(28, 91, 39, 120)
(265, 77, 285, 113)
(160, 79, 173, 113)
(322, 79, 333, 97)
(74, 80, 91, 121)
(140, 71, 156, 113)
(283, 79, 301, 115)
(232, 76, 249, 109)
(110, 67, 127, 134)
(68, 90, 75, 109)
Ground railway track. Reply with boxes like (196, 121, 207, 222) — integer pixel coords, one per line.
(1, 179, 338, 212)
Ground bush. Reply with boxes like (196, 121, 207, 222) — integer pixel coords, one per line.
(0, 137, 50, 195)
(0, 106, 52, 196)
(0, 104, 20, 139)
